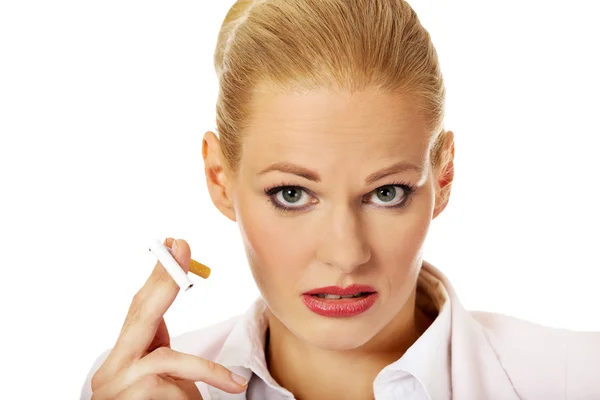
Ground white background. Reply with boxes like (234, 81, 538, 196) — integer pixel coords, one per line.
(1, 1, 599, 398)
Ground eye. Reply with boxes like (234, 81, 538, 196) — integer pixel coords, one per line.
(267, 186, 313, 209)
(366, 185, 409, 207)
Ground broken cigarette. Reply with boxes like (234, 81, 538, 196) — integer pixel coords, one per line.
(148, 239, 211, 291)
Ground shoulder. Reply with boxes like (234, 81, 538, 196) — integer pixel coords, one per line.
(79, 315, 242, 400)
(470, 310, 600, 399)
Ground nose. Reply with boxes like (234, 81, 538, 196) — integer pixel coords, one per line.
(316, 206, 371, 274)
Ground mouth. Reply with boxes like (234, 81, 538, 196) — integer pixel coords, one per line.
(301, 284, 378, 317)
(303, 284, 376, 296)
(311, 292, 372, 299)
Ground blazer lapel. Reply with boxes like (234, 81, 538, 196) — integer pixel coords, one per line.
(424, 262, 522, 400)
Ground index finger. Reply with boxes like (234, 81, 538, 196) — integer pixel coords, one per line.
(100, 238, 192, 379)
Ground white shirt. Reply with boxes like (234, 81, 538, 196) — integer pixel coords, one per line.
(81, 261, 600, 399)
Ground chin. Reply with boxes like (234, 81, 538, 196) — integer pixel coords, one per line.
(265, 295, 389, 351)
(292, 314, 382, 351)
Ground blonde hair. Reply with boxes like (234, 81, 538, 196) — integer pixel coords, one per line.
(213, 0, 451, 173)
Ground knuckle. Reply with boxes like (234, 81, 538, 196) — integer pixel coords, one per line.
(205, 358, 218, 373)
(131, 290, 143, 309)
(131, 290, 142, 307)
(127, 289, 156, 326)
(90, 363, 111, 392)
(90, 371, 102, 391)
(127, 291, 144, 324)
(150, 346, 173, 362)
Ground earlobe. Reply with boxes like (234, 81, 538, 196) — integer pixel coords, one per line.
(432, 131, 455, 219)
(202, 131, 237, 222)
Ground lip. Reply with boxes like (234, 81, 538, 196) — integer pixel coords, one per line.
(302, 293, 378, 317)
(301, 284, 378, 317)
(303, 284, 376, 296)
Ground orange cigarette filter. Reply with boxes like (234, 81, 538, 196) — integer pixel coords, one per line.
(189, 258, 211, 279)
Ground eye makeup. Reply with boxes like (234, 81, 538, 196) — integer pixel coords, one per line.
(263, 181, 417, 213)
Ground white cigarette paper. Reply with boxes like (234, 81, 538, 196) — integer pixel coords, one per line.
(148, 238, 194, 291)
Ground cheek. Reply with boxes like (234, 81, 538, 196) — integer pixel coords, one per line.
(375, 190, 434, 287)
(235, 196, 311, 293)
(395, 207, 431, 255)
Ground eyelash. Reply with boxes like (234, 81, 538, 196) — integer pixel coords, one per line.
(263, 181, 417, 214)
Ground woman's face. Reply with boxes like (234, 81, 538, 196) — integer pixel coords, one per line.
(213, 87, 448, 351)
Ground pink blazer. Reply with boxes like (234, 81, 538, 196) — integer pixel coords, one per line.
(439, 273, 600, 399)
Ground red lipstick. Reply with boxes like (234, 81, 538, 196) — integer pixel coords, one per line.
(302, 284, 378, 317)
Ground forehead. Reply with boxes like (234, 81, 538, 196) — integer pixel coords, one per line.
(241, 87, 432, 171)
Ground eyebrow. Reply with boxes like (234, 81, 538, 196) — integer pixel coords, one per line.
(258, 162, 321, 182)
(258, 161, 423, 184)
(364, 161, 424, 184)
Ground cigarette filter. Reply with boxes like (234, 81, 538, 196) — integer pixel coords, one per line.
(189, 258, 211, 279)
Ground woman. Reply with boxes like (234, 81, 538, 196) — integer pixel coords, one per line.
(81, 0, 600, 399)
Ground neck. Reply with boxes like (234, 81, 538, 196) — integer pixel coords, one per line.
(266, 288, 433, 400)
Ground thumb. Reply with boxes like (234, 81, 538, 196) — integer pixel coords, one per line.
(167, 238, 191, 274)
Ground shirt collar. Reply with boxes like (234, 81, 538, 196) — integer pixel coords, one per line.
(214, 260, 451, 399)
(214, 295, 290, 396)
(374, 261, 452, 400)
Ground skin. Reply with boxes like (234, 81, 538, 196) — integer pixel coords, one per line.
(91, 238, 248, 399)
(203, 86, 455, 400)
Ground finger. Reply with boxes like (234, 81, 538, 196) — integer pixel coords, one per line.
(148, 316, 171, 353)
(100, 374, 186, 400)
(91, 318, 171, 393)
(93, 347, 247, 399)
(139, 316, 172, 356)
(95, 238, 191, 386)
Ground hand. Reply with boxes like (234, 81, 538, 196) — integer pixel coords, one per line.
(90, 238, 248, 399)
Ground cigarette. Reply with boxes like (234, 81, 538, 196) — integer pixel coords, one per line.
(148, 239, 211, 291)
(165, 244, 211, 279)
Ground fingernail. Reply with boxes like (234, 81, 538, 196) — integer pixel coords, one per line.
(171, 239, 178, 254)
(230, 372, 247, 386)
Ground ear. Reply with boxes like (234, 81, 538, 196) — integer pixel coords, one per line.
(432, 130, 455, 220)
(202, 131, 236, 222)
